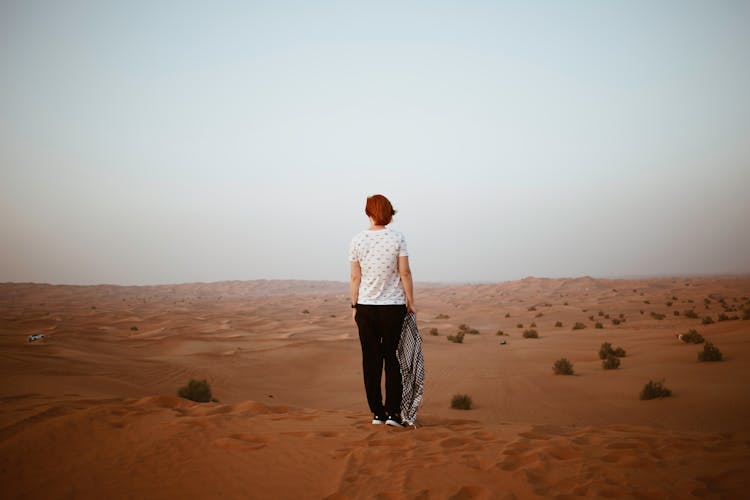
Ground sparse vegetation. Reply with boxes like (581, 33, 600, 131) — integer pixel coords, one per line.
(595, 322, 604, 329)
(178, 379, 213, 403)
(447, 331, 465, 343)
(516, 323, 523, 328)
(505, 313, 511, 318)
(640, 380, 672, 400)
(602, 355, 620, 370)
(523, 329, 539, 338)
(555, 321, 563, 327)
(599, 342, 626, 359)
(435, 313, 450, 319)
(528, 306, 537, 311)
(679, 329, 704, 344)
(650, 312, 665, 320)
(674, 310, 680, 316)
(611, 318, 622, 325)
(684, 309, 699, 319)
(302, 309, 310, 314)
(702, 316, 714, 325)
(698, 342, 723, 362)
(553, 358, 574, 375)
(428, 327, 439, 336)
(644, 300, 650, 304)
(459, 324, 480, 334)
(451, 394, 473, 410)
(496, 329, 505, 336)
(530, 322, 537, 327)
(130, 326, 138, 331)
(572, 322, 586, 330)
(535, 312, 543, 318)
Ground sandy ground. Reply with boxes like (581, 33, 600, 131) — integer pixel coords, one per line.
(1, 276, 749, 499)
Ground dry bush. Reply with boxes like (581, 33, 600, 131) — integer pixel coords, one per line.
(447, 331, 465, 343)
(522, 329, 539, 338)
(698, 342, 723, 362)
(451, 394, 473, 410)
(572, 322, 586, 330)
(602, 355, 620, 370)
(553, 358, 574, 375)
(640, 380, 671, 400)
(178, 379, 213, 403)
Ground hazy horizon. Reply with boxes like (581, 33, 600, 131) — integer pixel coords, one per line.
(2, 1, 749, 286)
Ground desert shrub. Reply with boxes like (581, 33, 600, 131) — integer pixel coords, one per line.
(640, 380, 672, 400)
(523, 329, 539, 338)
(674, 310, 680, 316)
(644, 300, 650, 304)
(496, 329, 505, 336)
(611, 318, 622, 325)
(535, 312, 543, 318)
(599, 342, 626, 359)
(528, 306, 537, 311)
(516, 323, 523, 328)
(178, 379, 213, 403)
(640, 310, 644, 315)
(564, 301, 569, 306)
(650, 312, 665, 320)
(428, 327, 439, 336)
(435, 313, 450, 319)
(302, 309, 310, 314)
(602, 355, 620, 370)
(505, 313, 511, 318)
(604, 314, 610, 319)
(718, 313, 729, 321)
(588, 315, 595, 321)
(702, 316, 714, 325)
(672, 296, 678, 300)
(451, 394, 473, 410)
(530, 322, 537, 327)
(684, 309, 699, 319)
(680, 329, 704, 344)
(698, 342, 723, 362)
(619, 313, 624, 318)
(553, 358, 574, 375)
(130, 326, 138, 331)
(666, 301, 673, 307)
(447, 332, 465, 343)
(572, 322, 586, 330)
(598, 311, 604, 317)
(555, 321, 563, 327)
(595, 322, 604, 329)
(743, 309, 750, 320)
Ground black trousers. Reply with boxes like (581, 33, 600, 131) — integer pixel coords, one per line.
(355, 304, 407, 416)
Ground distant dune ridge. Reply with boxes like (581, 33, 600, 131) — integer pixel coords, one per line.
(1, 276, 749, 498)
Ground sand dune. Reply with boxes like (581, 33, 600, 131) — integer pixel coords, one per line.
(1, 277, 749, 498)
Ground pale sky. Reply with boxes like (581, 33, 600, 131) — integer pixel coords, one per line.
(1, 1, 749, 285)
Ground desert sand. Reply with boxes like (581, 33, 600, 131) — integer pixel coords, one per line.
(1, 276, 749, 499)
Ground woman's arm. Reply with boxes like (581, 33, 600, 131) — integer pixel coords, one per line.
(350, 261, 361, 321)
(398, 256, 416, 314)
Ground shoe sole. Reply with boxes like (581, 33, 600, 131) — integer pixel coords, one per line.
(371, 419, 385, 425)
(385, 419, 405, 428)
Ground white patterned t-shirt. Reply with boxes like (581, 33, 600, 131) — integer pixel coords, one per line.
(349, 228, 409, 305)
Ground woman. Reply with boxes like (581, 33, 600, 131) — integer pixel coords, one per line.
(349, 194, 416, 428)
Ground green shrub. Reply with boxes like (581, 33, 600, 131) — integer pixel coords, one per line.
(523, 329, 539, 338)
(702, 316, 714, 325)
(698, 342, 723, 362)
(553, 358, 574, 375)
(447, 331, 465, 343)
(428, 327, 439, 336)
(555, 321, 563, 327)
(451, 394, 473, 410)
(178, 379, 213, 403)
(679, 329, 704, 344)
(572, 322, 586, 330)
(602, 355, 620, 370)
(684, 309, 699, 319)
(640, 380, 672, 400)
(595, 322, 604, 329)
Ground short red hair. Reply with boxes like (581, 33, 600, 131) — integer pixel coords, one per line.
(365, 194, 396, 225)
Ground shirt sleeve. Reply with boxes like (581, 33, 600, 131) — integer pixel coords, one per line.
(348, 236, 359, 262)
(399, 232, 409, 257)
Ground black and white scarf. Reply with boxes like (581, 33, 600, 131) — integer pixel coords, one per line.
(398, 312, 424, 425)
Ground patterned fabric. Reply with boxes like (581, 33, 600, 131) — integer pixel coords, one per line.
(349, 228, 409, 305)
(398, 312, 424, 425)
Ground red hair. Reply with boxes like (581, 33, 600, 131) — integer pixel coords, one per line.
(365, 194, 397, 225)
